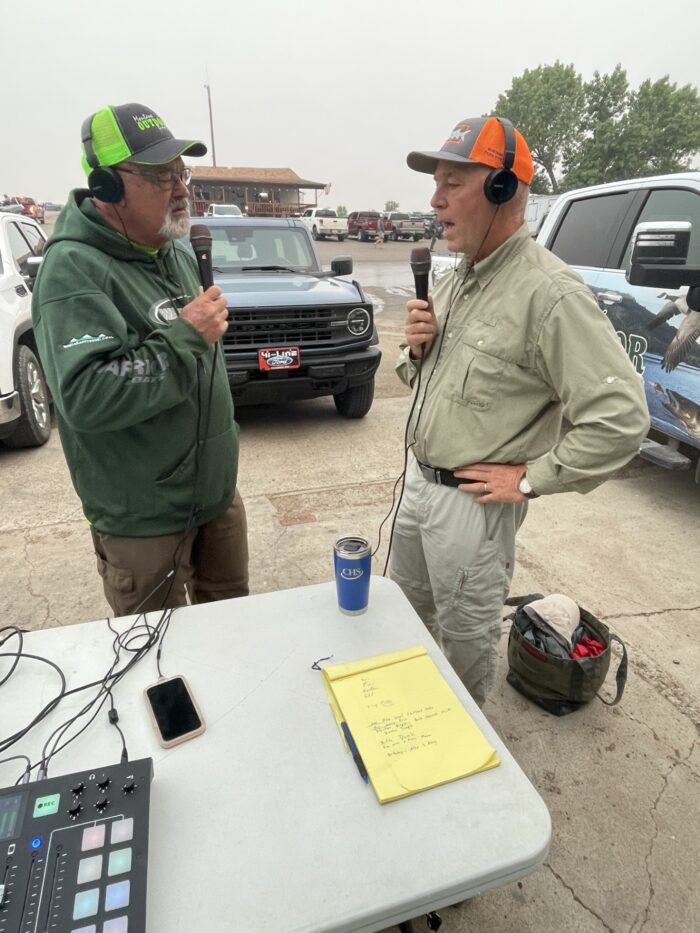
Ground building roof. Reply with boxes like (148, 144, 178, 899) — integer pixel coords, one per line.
(189, 166, 325, 188)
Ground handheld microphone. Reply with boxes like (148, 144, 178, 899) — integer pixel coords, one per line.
(410, 246, 431, 302)
(189, 224, 214, 291)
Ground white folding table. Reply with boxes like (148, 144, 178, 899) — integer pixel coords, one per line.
(0, 577, 550, 932)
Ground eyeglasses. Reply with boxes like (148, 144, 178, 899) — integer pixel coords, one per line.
(116, 166, 192, 189)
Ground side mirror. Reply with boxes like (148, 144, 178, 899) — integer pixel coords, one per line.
(330, 256, 353, 276)
(21, 255, 42, 285)
(627, 220, 697, 288)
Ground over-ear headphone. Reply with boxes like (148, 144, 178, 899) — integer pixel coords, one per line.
(81, 114, 125, 204)
(483, 116, 518, 205)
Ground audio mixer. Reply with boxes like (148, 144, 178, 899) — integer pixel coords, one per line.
(0, 758, 152, 933)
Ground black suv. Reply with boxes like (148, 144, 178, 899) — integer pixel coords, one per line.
(184, 218, 381, 417)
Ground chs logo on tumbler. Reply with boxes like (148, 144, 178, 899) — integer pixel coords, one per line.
(341, 567, 364, 580)
(334, 535, 371, 615)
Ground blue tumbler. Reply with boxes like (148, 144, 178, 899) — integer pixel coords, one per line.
(333, 535, 371, 615)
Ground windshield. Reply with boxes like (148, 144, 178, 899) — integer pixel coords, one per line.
(184, 223, 320, 273)
(213, 205, 242, 215)
(315, 209, 337, 218)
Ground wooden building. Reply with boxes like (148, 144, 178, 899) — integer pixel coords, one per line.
(189, 167, 326, 217)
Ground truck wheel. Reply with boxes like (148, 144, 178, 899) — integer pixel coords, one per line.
(312, 225, 319, 240)
(4, 345, 51, 448)
(338, 235, 346, 242)
(359, 229, 366, 242)
(333, 379, 374, 418)
(413, 234, 422, 241)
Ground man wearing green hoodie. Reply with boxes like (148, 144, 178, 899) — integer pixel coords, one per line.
(32, 102, 248, 616)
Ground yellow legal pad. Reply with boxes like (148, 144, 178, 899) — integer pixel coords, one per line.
(323, 645, 500, 803)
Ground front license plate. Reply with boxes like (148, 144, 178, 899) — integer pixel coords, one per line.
(258, 346, 301, 371)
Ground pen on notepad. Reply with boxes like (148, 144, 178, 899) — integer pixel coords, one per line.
(340, 721, 370, 785)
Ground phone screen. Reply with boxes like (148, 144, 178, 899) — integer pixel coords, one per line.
(145, 677, 202, 743)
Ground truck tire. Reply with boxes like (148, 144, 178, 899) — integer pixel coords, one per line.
(413, 234, 422, 241)
(338, 235, 346, 242)
(4, 345, 51, 448)
(312, 225, 319, 240)
(359, 229, 367, 242)
(333, 378, 374, 418)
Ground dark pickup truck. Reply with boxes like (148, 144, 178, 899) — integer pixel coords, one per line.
(347, 211, 381, 242)
(184, 218, 381, 417)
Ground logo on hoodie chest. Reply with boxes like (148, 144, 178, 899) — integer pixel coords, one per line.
(148, 296, 189, 325)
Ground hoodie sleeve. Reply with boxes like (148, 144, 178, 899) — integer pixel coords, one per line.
(32, 244, 211, 433)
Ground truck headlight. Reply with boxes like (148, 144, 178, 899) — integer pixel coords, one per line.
(347, 308, 370, 336)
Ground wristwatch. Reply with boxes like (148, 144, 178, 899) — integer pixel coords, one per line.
(518, 474, 539, 500)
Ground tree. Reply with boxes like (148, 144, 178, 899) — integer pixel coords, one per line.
(384, 200, 399, 211)
(495, 64, 700, 192)
(495, 62, 585, 193)
(336, 205, 347, 217)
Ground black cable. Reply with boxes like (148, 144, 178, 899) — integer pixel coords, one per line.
(379, 209, 500, 576)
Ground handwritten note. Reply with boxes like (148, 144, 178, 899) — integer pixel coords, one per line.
(323, 646, 499, 803)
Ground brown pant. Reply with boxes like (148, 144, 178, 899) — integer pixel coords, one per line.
(90, 488, 249, 616)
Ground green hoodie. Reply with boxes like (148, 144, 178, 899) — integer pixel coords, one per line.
(32, 190, 238, 536)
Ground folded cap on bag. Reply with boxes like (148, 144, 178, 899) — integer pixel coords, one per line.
(523, 594, 580, 650)
(407, 115, 534, 185)
(81, 102, 207, 174)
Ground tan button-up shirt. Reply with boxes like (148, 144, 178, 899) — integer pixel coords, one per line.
(396, 223, 649, 495)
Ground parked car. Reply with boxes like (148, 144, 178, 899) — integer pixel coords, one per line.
(347, 211, 382, 241)
(0, 213, 51, 447)
(0, 196, 22, 215)
(383, 211, 424, 241)
(299, 208, 348, 241)
(182, 218, 380, 417)
(206, 204, 243, 217)
(537, 172, 700, 478)
(16, 197, 45, 224)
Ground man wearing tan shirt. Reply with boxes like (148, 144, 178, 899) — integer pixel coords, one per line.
(390, 116, 649, 705)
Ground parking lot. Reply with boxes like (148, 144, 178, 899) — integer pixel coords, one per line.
(1, 229, 699, 932)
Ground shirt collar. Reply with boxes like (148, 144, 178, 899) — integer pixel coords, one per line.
(468, 222, 532, 291)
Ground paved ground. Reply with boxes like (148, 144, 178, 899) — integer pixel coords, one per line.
(1, 231, 699, 932)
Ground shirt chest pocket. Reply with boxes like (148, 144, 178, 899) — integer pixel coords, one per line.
(442, 338, 508, 410)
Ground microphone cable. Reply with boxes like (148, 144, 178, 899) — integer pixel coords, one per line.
(378, 208, 500, 575)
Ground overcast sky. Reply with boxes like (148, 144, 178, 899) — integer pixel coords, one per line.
(2, 0, 699, 211)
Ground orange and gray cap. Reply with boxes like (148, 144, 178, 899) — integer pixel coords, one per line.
(407, 115, 534, 185)
(81, 102, 206, 174)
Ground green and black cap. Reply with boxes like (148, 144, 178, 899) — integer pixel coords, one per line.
(81, 102, 207, 174)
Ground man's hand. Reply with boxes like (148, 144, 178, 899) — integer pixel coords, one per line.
(180, 286, 229, 344)
(405, 297, 438, 358)
(453, 462, 528, 503)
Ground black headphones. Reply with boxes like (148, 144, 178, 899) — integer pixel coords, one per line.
(482, 116, 519, 205)
(81, 114, 125, 203)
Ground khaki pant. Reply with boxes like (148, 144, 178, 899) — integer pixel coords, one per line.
(389, 458, 527, 705)
(90, 488, 249, 616)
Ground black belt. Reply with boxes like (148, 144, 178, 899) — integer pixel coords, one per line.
(417, 462, 476, 488)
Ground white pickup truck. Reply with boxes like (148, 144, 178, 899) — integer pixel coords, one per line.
(384, 211, 424, 242)
(299, 208, 348, 241)
(0, 212, 51, 447)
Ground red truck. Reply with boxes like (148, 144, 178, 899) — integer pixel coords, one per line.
(347, 211, 381, 241)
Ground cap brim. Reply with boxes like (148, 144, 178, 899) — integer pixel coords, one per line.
(407, 150, 479, 174)
(131, 137, 207, 165)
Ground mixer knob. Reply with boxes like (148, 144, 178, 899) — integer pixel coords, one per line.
(122, 781, 137, 795)
(68, 803, 83, 820)
(96, 776, 111, 791)
(95, 798, 110, 813)
(71, 781, 85, 796)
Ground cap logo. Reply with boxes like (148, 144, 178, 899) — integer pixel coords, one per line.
(132, 113, 166, 131)
(445, 123, 470, 145)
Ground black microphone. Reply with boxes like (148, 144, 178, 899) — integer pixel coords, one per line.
(410, 246, 431, 302)
(189, 224, 214, 291)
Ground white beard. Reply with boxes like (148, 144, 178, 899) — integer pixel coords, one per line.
(159, 199, 190, 240)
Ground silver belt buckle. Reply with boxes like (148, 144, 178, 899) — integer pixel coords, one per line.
(421, 463, 440, 484)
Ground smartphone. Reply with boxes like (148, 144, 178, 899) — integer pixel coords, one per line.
(144, 675, 206, 748)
